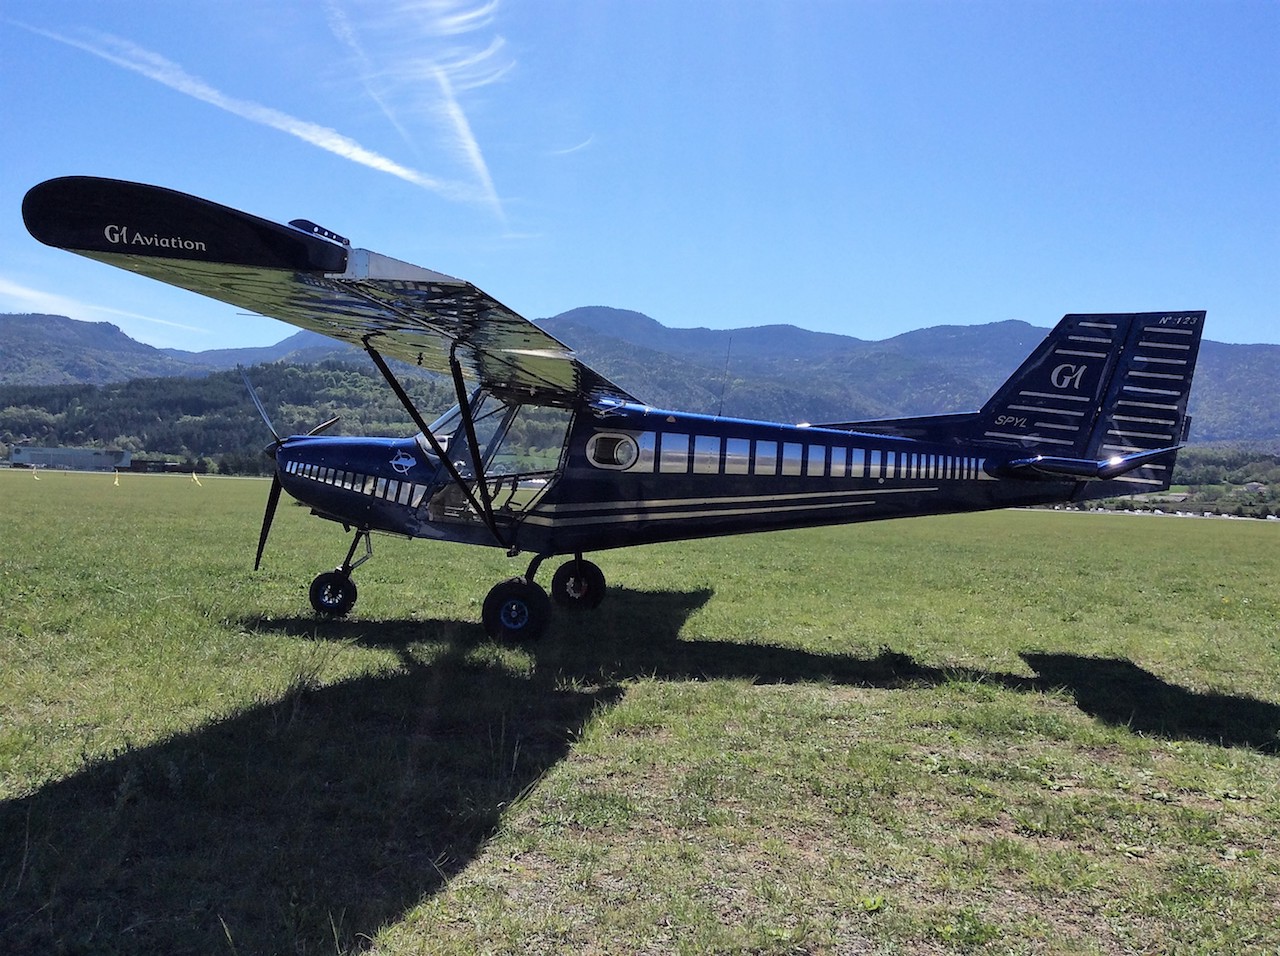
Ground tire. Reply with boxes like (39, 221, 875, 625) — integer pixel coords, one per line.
(550, 558, 606, 609)
(309, 571, 357, 616)
(482, 577, 551, 641)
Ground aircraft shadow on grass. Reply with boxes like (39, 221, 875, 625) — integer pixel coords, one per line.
(3, 588, 1277, 955)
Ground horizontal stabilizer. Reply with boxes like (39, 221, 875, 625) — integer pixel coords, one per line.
(994, 446, 1180, 481)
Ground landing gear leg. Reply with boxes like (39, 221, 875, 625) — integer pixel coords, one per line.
(481, 554, 551, 641)
(309, 530, 372, 617)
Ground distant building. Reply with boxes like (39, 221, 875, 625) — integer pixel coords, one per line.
(128, 458, 185, 473)
(10, 446, 132, 472)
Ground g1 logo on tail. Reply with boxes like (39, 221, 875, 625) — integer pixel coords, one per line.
(1050, 363, 1087, 390)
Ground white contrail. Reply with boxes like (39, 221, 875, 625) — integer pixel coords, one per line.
(550, 135, 596, 156)
(324, 0, 420, 154)
(0, 277, 207, 333)
(431, 65, 505, 224)
(22, 23, 485, 204)
(324, 0, 509, 223)
(419, 0, 499, 36)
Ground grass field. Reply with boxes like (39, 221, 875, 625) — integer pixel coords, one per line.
(2, 469, 1278, 955)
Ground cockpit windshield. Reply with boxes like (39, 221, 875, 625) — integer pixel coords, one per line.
(415, 391, 574, 478)
(413, 390, 576, 522)
(417, 391, 510, 460)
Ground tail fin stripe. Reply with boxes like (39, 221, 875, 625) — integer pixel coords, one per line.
(1078, 321, 1118, 329)
(1103, 443, 1148, 453)
(1113, 415, 1175, 426)
(1011, 405, 1085, 417)
(1131, 371, 1186, 381)
(985, 431, 1076, 445)
(1138, 356, 1187, 366)
(1068, 335, 1112, 344)
(1108, 429, 1174, 441)
(1055, 349, 1109, 358)
(1019, 390, 1092, 402)
(1138, 340, 1192, 351)
(1118, 399, 1178, 411)
(1123, 385, 1182, 397)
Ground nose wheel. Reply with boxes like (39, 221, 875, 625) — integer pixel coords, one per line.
(310, 570, 358, 616)
(308, 529, 372, 617)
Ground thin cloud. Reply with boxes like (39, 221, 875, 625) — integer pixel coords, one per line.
(0, 277, 207, 334)
(324, 0, 420, 154)
(419, 0, 499, 37)
(325, 0, 509, 223)
(21, 23, 485, 205)
(431, 65, 504, 224)
(550, 135, 596, 156)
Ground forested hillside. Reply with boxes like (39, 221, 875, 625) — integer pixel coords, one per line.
(0, 314, 356, 385)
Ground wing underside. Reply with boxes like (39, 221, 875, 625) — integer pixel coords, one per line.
(23, 176, 636, 405)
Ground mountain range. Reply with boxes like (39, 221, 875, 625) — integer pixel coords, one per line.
(1, 309, 1275, 445)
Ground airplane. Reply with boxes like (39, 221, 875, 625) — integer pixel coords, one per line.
(22, 176, 1206, 641)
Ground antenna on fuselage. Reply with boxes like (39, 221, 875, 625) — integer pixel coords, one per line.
(716, 336, 733, 418)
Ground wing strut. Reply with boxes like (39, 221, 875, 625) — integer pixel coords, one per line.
(448, 342, 500, 532)
(362, 338, 510, 550)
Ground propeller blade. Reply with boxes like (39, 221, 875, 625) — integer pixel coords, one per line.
(254, 474, 283, 571)
(240, 366, 281, 446)
(308, 415, 341, 436)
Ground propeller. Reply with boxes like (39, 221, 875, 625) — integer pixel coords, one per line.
(241, 369, 341, 570)
(308, 415, 341, 436)
(242, 368, 284, 570)
(242, 367, 282, 447)
(255, 473, 283, 571)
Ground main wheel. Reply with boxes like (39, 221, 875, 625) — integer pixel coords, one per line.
(482, 577, 551, 641)
(309, 571, 358, 616)
(550, 558, 606, 609)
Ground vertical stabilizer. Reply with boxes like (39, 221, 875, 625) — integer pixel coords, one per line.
(976, 312, 1205, 495)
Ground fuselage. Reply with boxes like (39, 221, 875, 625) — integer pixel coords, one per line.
(275, 399, 1075, 558)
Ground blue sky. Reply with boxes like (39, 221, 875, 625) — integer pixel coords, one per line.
(1, 1, 1276, 351)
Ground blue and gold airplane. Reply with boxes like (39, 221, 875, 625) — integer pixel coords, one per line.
(23, 177, 1205, 640)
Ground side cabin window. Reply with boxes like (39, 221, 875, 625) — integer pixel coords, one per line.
(693, 435, 721, 474)
(659, 433, 690, 473)
(587, 433, 642, 470)
(725, 438, 750, 475)
(487, 403, 575, 476)
(754, 440, 778, 476)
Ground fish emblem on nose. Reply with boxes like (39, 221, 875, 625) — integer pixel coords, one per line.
(389, 449, 417, 474)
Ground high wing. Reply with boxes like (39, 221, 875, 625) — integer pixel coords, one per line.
(22, 176, 638, 406)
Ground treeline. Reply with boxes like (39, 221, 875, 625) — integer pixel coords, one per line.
(1173, 446, 1280, 486)
(1160, 445, 1280, 519)
(0, 362, 453, 474)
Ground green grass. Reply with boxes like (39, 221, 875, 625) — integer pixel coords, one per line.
(2, 469, 1279, 954)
